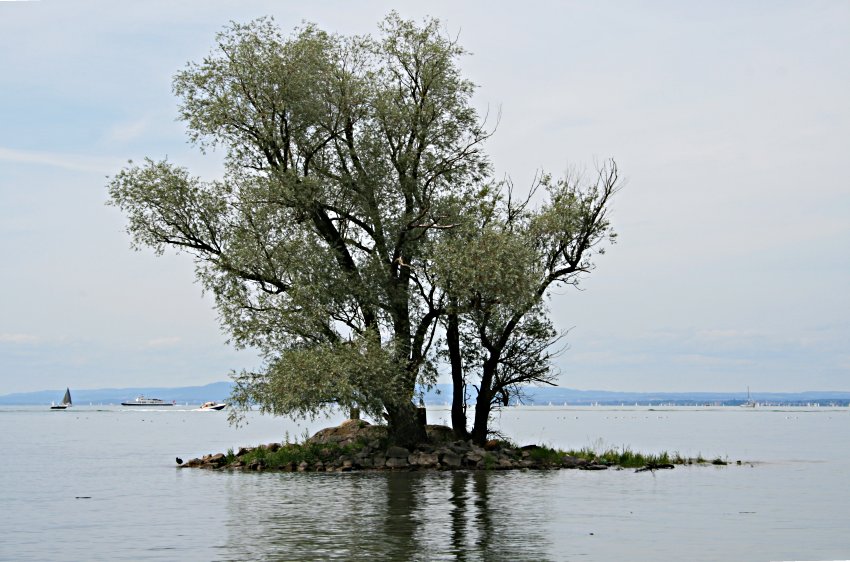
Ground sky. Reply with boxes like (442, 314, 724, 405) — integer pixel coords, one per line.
(1, 1, 848, 394)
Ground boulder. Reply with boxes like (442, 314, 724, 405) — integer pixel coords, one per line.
(465, 452, 484, 466)
(560, 455, 582, 468)
(450, 441, 471, 454)
(386, 446, 410, 459)
(425, 425, 455, 444)
(385, 457, 409, 469)
(440, 450, 462, 468)
(307, 419, 387, 447)
(409, 451, 439, 467)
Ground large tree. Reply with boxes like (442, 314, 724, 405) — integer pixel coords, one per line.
(108, 15, 490, 446)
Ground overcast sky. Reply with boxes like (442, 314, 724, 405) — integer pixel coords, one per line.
(1, 1, 848, 394)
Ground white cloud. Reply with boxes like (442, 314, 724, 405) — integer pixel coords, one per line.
(0, 146, 115, 174)
(0, 333, 40, 344)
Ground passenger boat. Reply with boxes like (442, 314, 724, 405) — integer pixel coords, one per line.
(197, 401, 227, 411)
(121, 395, 174, 406)
(50, 388, 72, 410)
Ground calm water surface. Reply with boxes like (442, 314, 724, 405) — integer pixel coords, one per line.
(2, 405, 849, 561)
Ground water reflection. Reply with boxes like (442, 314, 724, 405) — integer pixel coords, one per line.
(221, 471, 553, 560)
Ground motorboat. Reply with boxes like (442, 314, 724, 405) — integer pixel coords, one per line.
(121, 395, 174, 406)
(197, 401, 227, 411)
(50, 388, 72, 410)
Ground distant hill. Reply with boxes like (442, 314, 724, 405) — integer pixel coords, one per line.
(2, 382, 850, 406)
(421, 385, 850, 406)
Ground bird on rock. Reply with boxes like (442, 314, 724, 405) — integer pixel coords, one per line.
(176, 457, 183, 465)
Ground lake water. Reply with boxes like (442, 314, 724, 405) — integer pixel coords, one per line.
(2, 405, 849, 561)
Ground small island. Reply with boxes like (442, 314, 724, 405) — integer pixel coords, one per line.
(178, 418, 729, 473)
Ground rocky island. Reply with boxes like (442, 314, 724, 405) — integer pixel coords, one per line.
(178, 418, 726, 473)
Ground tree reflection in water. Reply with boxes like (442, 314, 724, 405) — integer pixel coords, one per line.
(221, 471, 553, 560)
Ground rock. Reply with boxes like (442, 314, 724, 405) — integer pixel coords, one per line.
(236, 447, 253, 457)
(580, 464, 608, 471)
(308, 419, 387, 447)
(409, 451, 439, 467)
(206, 453, 226, 467)
(386, 446, 410, 459)
(560, 455, 582, 468)
(266, 442, 280, 452)
(425, 425, 455, 444)
(372, 454, 387, 468)
(297, 461, 309, 472)
(385, 457, 409, 468)
(440, 450, 462, 468)
(465, 452, 483, 466)
(450, 441, 471, 454)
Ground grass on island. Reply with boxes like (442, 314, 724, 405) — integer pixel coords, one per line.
(226, 436, 378, 469)
(535, 445, 726, 468)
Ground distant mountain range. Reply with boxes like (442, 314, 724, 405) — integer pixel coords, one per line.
(2, 382, 850, 406)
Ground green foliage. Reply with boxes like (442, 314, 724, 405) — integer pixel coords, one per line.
(527, 446, 568, 465)
(237, 440, 368, 468)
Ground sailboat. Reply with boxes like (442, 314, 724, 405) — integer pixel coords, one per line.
(740, 386, 757, 408)
(50, 388, 72, 410)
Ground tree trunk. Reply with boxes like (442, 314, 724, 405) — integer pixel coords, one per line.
(446, 309, 469, 439)
(470, 357, 497, 445)
(385, 400, 427, 448)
